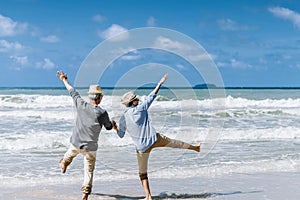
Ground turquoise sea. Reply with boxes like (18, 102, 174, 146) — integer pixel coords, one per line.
(0, 87, 299, 199)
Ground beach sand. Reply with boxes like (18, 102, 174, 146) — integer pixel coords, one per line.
(2, 172, 299, 200)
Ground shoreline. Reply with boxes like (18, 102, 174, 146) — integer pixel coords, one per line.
(2, 172, 299, 200)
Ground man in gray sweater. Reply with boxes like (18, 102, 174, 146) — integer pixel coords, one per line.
(57, 71, 114, 200)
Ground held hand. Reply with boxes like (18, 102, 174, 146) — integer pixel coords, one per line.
(159, 74, 168, 85)
(56, 70, 68, 81)
(112, 120, 119, 131)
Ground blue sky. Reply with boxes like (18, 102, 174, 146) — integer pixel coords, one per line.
(0, 0, 300, 87)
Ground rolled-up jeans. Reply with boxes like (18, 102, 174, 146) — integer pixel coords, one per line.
(137, 133, 190, 180)
(62, 144, 96, 194)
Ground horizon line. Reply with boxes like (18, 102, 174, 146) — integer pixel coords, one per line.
(1, 86, 300, 90)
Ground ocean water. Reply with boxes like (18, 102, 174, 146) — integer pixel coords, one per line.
(0, 88, 299, 188)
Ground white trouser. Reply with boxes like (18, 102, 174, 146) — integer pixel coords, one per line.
(63, 144, 96, 194)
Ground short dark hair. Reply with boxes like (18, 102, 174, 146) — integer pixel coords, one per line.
(88, 93, 102, 100)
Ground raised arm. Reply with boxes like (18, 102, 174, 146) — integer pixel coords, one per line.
(57, 70, 73, 91)
(153, 74, 168, 94)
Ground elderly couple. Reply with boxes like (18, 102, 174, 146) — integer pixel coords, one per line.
(57, 71, 201, 200)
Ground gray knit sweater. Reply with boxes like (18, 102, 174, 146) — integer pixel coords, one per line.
(69, 88, 113, 151)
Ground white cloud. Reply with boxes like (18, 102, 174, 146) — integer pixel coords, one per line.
(36, 58, 55, 70)
(269, 7, 300, 29)
(217, 59, 252, 69)
(154, 36, 191, 50)
(176, 64, 187, 71)
(93, 14, 106, 23)
(10, 55, 28, 65)
(43, 58, 55, 69)
(230, 59, 251, 68)
(0, 14, 28, 36)
(188, 54, 214, 62)
(218, 19, 238, 30)
(110, 47, 137, 55)
(120, 50, 141, 60)
(153, 36, 212, 61)
(0, 40, 24, 52)
(40, 35, 60, 43)
(98, 24, 129, 41)
(121, 54, 141, 60)
(217, 19, 252, 31)
(147, 16, 156, 26)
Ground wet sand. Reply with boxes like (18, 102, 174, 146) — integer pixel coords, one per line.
(2, 172, 300, 200)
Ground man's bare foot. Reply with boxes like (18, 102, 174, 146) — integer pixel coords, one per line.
(82, 193, 88, 200)
(144, 194, 152, 200)
(59, 158, 67, 173)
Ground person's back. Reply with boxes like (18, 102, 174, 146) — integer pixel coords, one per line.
(57, 71, 114, 200)
(69, 87, 112, 151)
(113, 74, 200, 200)
(122, 91, 157, 152)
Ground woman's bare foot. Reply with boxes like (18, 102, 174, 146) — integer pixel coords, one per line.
(188, 142, 201, 152)
(59, 158, 67, 173)
(195, 141, 201, 152)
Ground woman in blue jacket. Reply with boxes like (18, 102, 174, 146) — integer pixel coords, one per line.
(113, 74, 200, 200)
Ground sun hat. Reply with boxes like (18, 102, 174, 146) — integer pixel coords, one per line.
(121, 91, 138, 106)
(88, 84, 103, 94)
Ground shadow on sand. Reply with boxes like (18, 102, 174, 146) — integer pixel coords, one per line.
(94, 190, 262, 199)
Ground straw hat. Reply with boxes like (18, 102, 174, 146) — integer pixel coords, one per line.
(88, 84, 103, 94)
(121, 91, 138, 106)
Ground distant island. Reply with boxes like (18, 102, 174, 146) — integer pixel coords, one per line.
(133, 83, 218, 89)
(193, 83, 217, 88)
